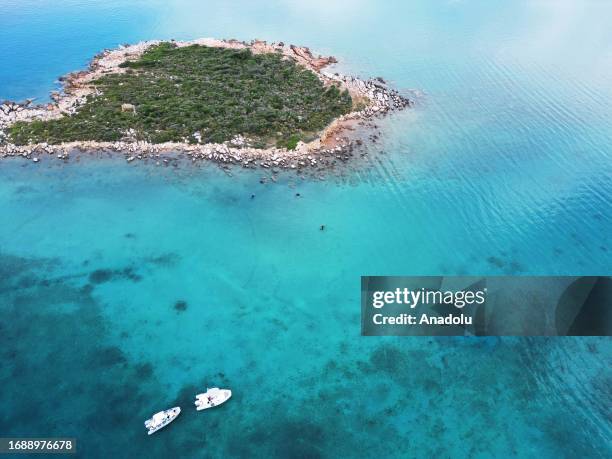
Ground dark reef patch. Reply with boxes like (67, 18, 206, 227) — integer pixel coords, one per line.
(135, 362, 154, 379)
(16, 275, 37, 289)
(230, 418, 328, 459)
(88, 266, 142, 284)
(89, 269, 114, 284)
(0, 252, 59, 289)
(96, 346, 128, 367)
(122, 267, 142, 282)
(174, 300, 188, 312)
(147, 252, 181, 267)
(486, 256, 505, 268)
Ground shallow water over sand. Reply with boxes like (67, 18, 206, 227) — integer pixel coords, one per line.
(1, 1, 611, 457)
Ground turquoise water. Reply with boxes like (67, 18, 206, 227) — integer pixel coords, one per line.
(1, 1, 611, 457)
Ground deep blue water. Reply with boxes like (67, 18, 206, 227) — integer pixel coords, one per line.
(0, 1, 611, 458)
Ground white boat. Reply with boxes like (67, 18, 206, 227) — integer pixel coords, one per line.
(144, 407, 181, 435)
(195, 388, 232, 411)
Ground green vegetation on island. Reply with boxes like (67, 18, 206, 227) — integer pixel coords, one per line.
(8, 43, 353, 148)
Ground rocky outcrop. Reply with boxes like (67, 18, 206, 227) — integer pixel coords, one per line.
(289, 45, 338, 71)
(0, 136, 363, 171)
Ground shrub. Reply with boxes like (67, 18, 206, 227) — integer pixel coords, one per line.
(9, 44, 353, 147)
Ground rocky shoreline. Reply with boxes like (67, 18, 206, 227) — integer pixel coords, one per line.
(0, 38, 410, 169)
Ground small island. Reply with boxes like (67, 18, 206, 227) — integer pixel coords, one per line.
(0, 38, 410, 169)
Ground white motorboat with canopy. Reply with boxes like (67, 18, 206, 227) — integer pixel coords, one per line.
(144, 407, 181, 435)
(195, 388, 232, 410)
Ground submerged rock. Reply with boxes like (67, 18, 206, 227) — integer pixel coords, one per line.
(174, 300, 188, 312)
